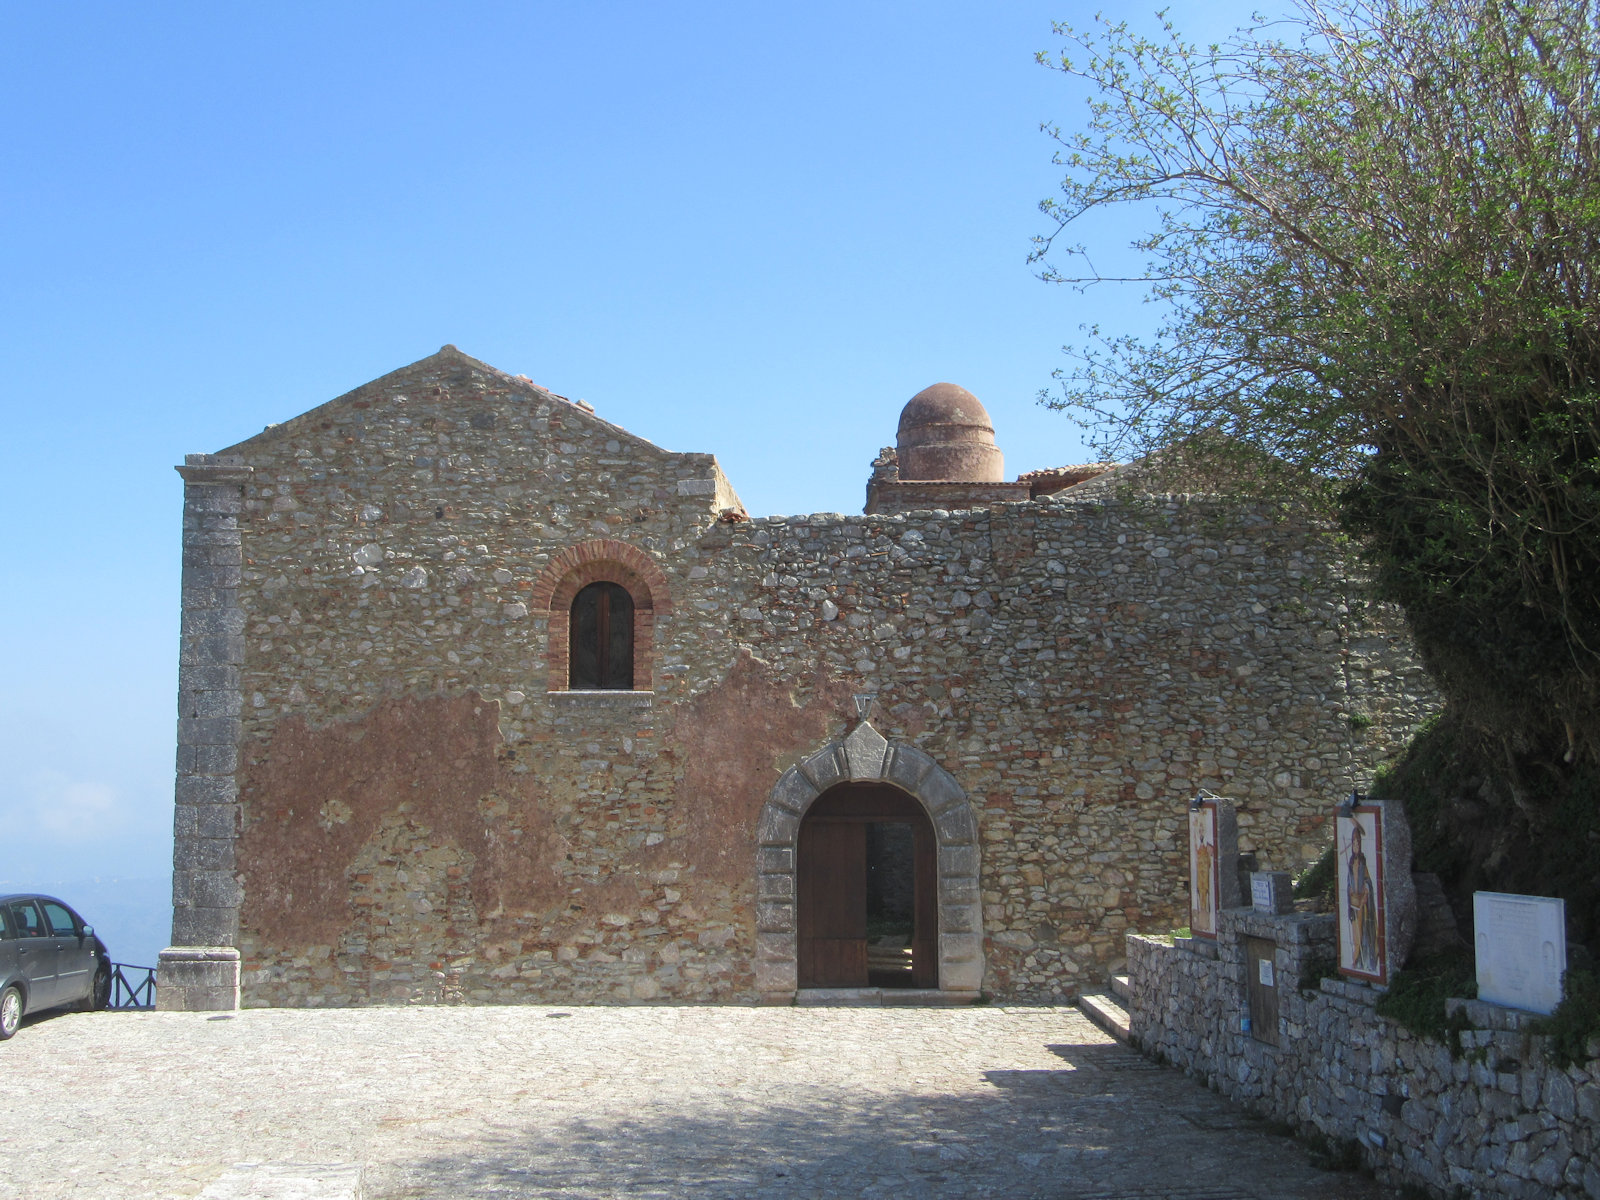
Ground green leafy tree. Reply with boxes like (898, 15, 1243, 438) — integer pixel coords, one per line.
(1035, 0, 1600, 941)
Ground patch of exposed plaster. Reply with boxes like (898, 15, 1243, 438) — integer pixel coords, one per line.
(661, 651, 853, 887)
(237, 691, 568, 951)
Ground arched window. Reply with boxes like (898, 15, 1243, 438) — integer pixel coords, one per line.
(531, 539, 670, 694)
(569, 581, 635, 690)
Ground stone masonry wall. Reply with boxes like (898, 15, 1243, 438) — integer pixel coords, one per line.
(1127, 922, 1600, 1198)
(690, 500, 1427, 1000)
(198, 347, 1433, 1006)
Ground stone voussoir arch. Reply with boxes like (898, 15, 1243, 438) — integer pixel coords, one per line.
(529, 538, 673, 692)
(754, 721, 984, 1000)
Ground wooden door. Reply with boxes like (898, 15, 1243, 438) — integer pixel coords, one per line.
(1245, 935, 1280, 1046)
(797, 783, 940, 990)
(910, 820, 938, 988)
(797, 819, 868, 986)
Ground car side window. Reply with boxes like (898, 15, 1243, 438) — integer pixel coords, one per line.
(41, 902, 79, 938)
(0, 906, 11, 939)
(8, 903, 46, 938)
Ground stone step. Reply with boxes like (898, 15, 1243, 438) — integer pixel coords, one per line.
(794, 988, 980, 1007)
(795, 987, 884, 1007)
(1110, 973, 1131, 1003)
(1078, 991, 1131, 1042)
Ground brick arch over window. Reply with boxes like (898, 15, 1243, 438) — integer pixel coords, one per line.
(529, 539, 672, 692)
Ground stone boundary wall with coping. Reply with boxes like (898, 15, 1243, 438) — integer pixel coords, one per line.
(1125, 920, 1600, 1198)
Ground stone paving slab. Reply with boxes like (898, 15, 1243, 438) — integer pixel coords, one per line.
(0, 1005, 1403, 1199)
(197, 1162, 365, 1199)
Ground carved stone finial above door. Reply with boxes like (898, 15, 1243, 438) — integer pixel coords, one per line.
(842, 721, 889, 780)
(853, 692, 877, 724)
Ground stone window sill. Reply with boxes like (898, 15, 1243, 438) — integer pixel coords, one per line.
(548, 690, 654, 707)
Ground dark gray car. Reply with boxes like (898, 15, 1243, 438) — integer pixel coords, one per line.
(0, 894, 111, 1039)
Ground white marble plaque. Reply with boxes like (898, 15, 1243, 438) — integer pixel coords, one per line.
(1474, 892, 1566, 1015)
(1251, 870, 1293, 915)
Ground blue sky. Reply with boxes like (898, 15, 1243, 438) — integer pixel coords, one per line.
(0, 1, 1272, 963)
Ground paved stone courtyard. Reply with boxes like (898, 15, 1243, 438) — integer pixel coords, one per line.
(1, 1005, 1404, 1199)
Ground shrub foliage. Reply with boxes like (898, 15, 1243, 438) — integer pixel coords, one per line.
(1036, 0, 1600, 937)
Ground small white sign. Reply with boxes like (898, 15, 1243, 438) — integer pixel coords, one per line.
(1474, 892, 1566, 1015)
(1257, 957, 1274, 987)
(1251, 875, 1273, 910)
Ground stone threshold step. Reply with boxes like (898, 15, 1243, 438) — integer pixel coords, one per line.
(794, 988, 980, 1007)
(1110, 973, 1131, 1003)
(1078, 991, 1131, 1042)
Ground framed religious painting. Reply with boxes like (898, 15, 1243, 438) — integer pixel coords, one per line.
(1189, 799, 1222, 939)
(1336, 803, 1387, 984)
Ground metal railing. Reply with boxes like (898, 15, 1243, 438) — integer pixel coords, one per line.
(108, 963, 156, 1010)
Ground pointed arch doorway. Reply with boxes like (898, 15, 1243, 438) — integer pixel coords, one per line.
(797, 783, 938, 989)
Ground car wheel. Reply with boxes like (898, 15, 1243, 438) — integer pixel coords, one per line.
(90, 964, 112, 1012)
(0, 985, 21, 1040)
(72, 963, 112, 1013)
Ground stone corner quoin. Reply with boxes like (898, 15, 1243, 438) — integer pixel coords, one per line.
(155, 343, 1434, 1011)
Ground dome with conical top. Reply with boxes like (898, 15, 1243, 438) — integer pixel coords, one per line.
(895, 383, 1004, 482)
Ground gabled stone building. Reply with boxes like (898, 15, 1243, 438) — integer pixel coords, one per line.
(157, 346, 1430, 1010)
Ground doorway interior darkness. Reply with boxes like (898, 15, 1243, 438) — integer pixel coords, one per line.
(796, 783, 938, 989)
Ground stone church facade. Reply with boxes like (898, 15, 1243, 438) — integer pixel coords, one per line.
(157, 346, 1430, 1010)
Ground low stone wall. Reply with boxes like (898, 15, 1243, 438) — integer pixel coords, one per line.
(1126, 916, 1600, 1199)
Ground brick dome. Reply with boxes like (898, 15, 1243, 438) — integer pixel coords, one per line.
(895, 383, 1005, 482)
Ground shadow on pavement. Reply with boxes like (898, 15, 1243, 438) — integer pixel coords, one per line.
(370, 1042, 1399, 1200)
